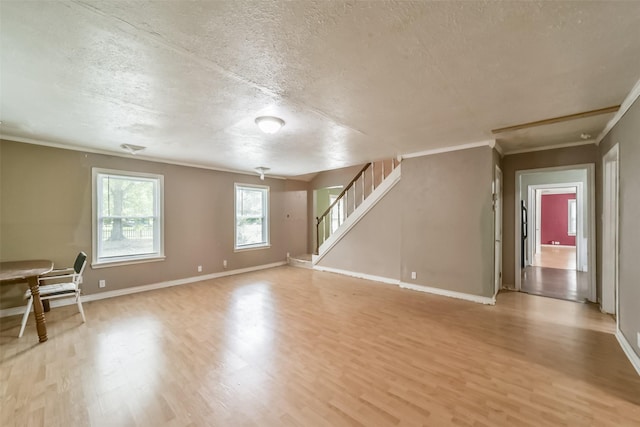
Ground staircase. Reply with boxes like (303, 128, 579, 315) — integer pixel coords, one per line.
(314, 157, 401, 262)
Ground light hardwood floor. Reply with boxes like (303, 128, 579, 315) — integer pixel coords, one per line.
(532, 245, 576, 270)
(525, 245, 588, 302)
(1, 267, 639, 426)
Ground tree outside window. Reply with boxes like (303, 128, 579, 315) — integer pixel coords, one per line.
(235, 184, 269, 249)
(93, 169, 163, 265)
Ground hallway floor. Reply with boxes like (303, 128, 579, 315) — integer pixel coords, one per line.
(524, 245, 588, 302)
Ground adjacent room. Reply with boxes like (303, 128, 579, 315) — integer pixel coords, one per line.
(1, 2, 640, 426)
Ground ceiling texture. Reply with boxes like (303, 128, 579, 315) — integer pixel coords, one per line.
(1, 1, 640, 179)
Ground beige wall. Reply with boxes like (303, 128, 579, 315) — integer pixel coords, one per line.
(501, 144, 599, 286)
(400, 146, 495, 296)
(318, 185, 401, 280)
(307, 164, 364, 254)
(599, 96, 640, 359)
(0, 140, 308, 309)
(317, 146, 495, 298)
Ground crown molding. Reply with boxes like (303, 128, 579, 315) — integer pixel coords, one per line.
(596, 77, 640, 145)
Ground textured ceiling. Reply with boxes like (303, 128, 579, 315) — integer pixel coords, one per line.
(1, 1, 639, 179)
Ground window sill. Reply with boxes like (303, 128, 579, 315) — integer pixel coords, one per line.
(234, 244, 271, 253)
(91, 255, 166, 269)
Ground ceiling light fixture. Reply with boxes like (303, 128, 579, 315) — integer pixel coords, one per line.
(120, 143, 146, 155)
(580, 133, 592, 140)
(255, 166, 270, 180)
(255, 116, 285, 134)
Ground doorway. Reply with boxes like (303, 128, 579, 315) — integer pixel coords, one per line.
(515, 165, 596, 303)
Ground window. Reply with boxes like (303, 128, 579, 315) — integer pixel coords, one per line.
(329, 194, 344, 233)
(568, 199, 577, 236)
(93, 168, 164, 266)
(235, 184, 269, 250)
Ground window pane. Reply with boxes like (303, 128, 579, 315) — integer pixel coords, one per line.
(239, 189, 264, 217)
(95, 170, 162, 262)
(235, 185, 268, 248)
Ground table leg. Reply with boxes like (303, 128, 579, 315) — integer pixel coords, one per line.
(27, 276, 48, 342)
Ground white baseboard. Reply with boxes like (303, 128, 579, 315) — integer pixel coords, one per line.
(313, 265, 400, 286)
(399, 282, 496, 305)
(0, 261, 287, 318)
(313, 264, 494, 305)
(616, 328, 640, 376)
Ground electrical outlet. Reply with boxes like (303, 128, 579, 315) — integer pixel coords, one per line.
(411, 271, 417, 280)
(223, 260, 228, 269)
(286, 252, 290, 259)
(99, 279, 106, 288)
(197, 265, 202, 272)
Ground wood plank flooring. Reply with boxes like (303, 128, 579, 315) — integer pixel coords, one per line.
(1, 266, 639, 426)
(532, 245, 576, 270)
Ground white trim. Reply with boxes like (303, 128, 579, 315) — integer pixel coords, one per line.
(91, 256, 166, 269)
(402, 140, 494, 159)
(399, 282, 496, 305)
(601, 143, 619, 316)
(515, 164, 596, 302)
(503, 140, 596, 156)
(92, 167, 165, 267)
(234, 183, 270, 251)
(314, 164, 401, 263)
(0, 135, 287, 180)
(493, 141, 504, 157)
(91, 166, 165, 268)
(311, 265, 495, 305)
(616, 329, 640, 376)
(0, 261, 286, 318)
(313, 265, 400, 286)
(527, 182, 582, 271)
(597, 77, 640, 145)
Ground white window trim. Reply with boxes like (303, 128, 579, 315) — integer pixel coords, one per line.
(234, 183, 270, 251)
(92, 168, 165, 268)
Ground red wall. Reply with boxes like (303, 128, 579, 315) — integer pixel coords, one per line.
(541, 193, 576, 246)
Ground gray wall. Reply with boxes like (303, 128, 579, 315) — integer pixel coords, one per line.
(0, 140, 308, 309)
(599, 96, 640, 359)
(501, 144, 599, 286)
(318, 146, 496, 298)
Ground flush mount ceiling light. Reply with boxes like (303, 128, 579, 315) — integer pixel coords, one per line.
(255, 166, 270, 180)
(255, 116, 285, 134)
(580, 133, 592, 140)
(120, 143, 146, 155)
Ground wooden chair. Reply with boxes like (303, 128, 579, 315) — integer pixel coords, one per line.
(18, 252, 87, 338)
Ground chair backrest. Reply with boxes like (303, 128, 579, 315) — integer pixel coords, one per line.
(73, 252, 88, 286)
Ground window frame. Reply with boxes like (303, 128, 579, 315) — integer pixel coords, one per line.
(234, 183, 270, 251)
(92, 168, 165, 268)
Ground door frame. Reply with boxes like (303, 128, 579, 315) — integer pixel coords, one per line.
(494, 165, 503, 297)
(601, 143, 619, 316)
(526, 182, 582, 270)
(514, 164, 596, 302)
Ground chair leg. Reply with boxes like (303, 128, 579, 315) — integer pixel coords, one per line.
(76, 293, 86, 323)
(18, 297, 33, 338)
